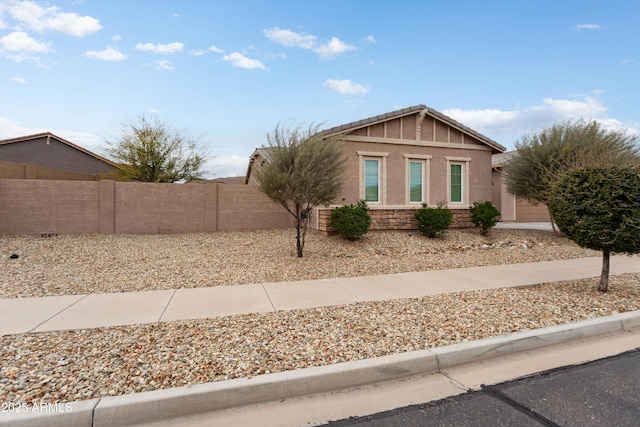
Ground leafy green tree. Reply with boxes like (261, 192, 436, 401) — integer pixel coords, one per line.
(549, 167, 640, 292)
(414, 203, 453, 238)
(254, 122, 346, 257)
(470, 201, 501, 236)
(505, 119, 639, 206)
(106, 114, 207, 182)
(330, 200, 371, 240)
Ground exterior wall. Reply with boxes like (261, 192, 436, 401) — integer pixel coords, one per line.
(0, 160, 99, 181)
(0, 179, 100, 234)
(315, 206, 473, 232)
(0, 136, 116, 175)
(339, 139, 493, 208)
(0, 180, 292, 235)
(114, 182, 206, 234)
(217, 184, 296, 231)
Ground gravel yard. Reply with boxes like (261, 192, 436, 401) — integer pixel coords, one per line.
(2, 228, 598, 298)
(1, 228, 639, 405)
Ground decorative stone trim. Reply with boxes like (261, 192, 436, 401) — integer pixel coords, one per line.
(315, 206, 473, 232)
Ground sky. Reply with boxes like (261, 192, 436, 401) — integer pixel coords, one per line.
(1, 0, 638, 178)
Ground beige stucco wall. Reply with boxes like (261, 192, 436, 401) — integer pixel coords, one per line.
(338, 139, 493, 209)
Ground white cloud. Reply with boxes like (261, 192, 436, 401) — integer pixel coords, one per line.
(572, 23, 605, 31)
(263, 27, 317, 49)
(0, 31, 51, 53)
(620, 58, 634, 65)
(324, 79, 369, 95)
(190, 49, 205, 57)
(364, 35, 376, 43)
(111, 34, 122, 41)
(442, 96, 633, 146)
(204, 155, 249, 178)
(208, 44, 224, 53)
(155, 60, 175, 71)
(136, 42, 184, 54)
(223, 52, 266, 70)
(7, 0, 101, 37)
(314, 37, 357, 59)
(11, 76, 27, 83)
(84, 47, 126, 61)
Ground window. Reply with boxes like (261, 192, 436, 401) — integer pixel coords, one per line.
(404, 154, 431, 205)
(409, 161, 423, 203)
(450, 163, 463, 203)
(364, 159, 380, 202)
(357, 151, 388, 204)
(446, 156, 471, 206)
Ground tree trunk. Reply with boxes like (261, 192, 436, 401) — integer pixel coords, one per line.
(598, 249, 610, 292)
(295, 217, 303, 257)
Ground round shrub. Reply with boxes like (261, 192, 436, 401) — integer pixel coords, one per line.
(414, 203, 453, 238)
(470, 201, 500, 235)
(330, 200, 371, 240)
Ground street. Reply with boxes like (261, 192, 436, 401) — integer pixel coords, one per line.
(323, 348, 640, 427)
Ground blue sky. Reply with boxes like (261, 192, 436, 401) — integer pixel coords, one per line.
(1, 0, 638, 178)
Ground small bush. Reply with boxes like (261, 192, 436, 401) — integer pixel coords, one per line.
(330, 200, 371, 240)
(414, 203, 453, 238)
(470, 201, 501, 235)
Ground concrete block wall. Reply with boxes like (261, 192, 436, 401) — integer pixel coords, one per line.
(0, 179, 292, 235)
(0, 179, 100, 234)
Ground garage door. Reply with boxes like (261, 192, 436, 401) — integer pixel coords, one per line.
(515, 198, 551, 222)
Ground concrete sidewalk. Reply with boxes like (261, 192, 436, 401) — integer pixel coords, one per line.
(2, 255, 639, 336)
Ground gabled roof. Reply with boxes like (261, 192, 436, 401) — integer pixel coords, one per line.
(0, 132, 121, 169)
(320, 104, 506, 153)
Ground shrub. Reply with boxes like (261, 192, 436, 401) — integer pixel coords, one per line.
(330, 200, 371, 240)
(414, 203, 453, 238)
(470, 201, 501, 235)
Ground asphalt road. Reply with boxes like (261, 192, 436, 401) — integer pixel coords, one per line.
(323, 348, 640, 427)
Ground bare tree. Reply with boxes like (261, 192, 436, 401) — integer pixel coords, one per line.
(106, 114, 207, 182)
(254, 122, 346, 257)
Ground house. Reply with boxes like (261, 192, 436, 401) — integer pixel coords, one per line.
(246, 104, 506, 231)
(491, 151, 552, 222)
(0, 132, 120, 179)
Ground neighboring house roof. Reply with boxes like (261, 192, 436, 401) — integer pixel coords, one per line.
(320, 104, 506, 153)
(492, 151, 517, 168)
(0, 132, 120, 170)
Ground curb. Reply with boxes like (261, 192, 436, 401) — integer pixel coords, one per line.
(3, 310, 639, 427)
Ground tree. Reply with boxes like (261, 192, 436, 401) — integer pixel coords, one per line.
(106, 114, 207, 182)
(548, 167, 640, 292)
(505, 119, 639, 207)
(254, 122, 346, 257)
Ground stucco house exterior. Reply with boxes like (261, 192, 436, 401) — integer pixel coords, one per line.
(247, 104, 506, 231)
(491, 151, 552, 223)
(0, 132, 119, 178)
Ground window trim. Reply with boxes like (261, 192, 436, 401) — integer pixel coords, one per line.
(445, 156, 471, 206)
(357, 151, 388, 204)
(404, 154, 431, 205)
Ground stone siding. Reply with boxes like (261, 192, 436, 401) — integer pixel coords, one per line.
(316, 206, 473, 232)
